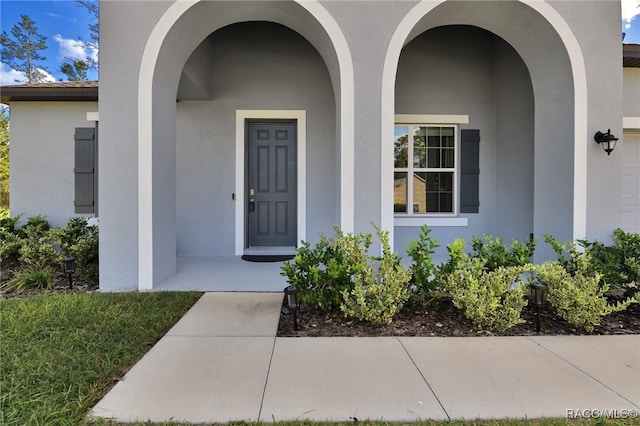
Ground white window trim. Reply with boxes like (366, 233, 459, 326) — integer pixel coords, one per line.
(393, 114, 469, 227)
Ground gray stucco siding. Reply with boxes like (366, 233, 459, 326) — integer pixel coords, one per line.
(175, 22, 337, 255)
(393, 25, 534, 258)
(90, 0, 627, 290)
(9, 101, 98, 227)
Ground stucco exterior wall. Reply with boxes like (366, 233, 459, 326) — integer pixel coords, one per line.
(175, 23, 336, 255)
(621, 68, 640, 233)
(551, 0, 624, 244)
(94, 0, 626, 290)
(393, 26, 534, 255)
(624, 68, 640, 118)
(99, 1, 171, 290)
(9, 101, 98, 227)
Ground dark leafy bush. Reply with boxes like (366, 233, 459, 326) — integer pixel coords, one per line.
(19, 214, 50, 238)
(405, 224, 440, 306)
(59, 218, 99, 284)
(281, 226, 370, 310)
(545, 229, 639, 296)
(471, 234, 536, 271)
(433, 238, 467, 288)
(0, 215, 100, 289)
(0, 212, 22, 234)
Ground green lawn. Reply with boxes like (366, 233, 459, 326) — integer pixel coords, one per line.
(0, 291, 202, 425)
(1, 292, 637, 426)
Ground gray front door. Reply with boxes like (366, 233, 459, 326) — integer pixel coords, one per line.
(247, 122, 297, 247)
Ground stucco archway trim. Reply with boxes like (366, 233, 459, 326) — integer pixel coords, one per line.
(138, 0, 354, 290)
(381, 0, 587, 246)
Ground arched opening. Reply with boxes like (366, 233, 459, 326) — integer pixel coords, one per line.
(138, 1, 352, 289)
(383, 0, 585, 262)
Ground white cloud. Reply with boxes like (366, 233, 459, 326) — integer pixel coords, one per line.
(0, 62, 27, 85)
(622, 0, 640, 29)
(0, 63, 55, 85)
(53, 34, 88, 61)
(37, 68, 56, 83)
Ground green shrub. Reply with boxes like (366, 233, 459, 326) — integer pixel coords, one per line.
(443, 255, 531, 332)
(471, 234, 536, 271)
(0, 228, 22, 269)
(546, 230, 640, 296)
(59, 218, 99, 284)
(341, 225, 412, 325)
(19, 214, 50, 237)
(2, 265, 55, 293)
(18, 226, 62, 270)
(405, 224, 440, 306)
(531, 249, 639, 332)
(281, 226, 370, 310)
(0, 216, 100, 288)
(0, 212, 21, 234)
(432, 238, 467, 288)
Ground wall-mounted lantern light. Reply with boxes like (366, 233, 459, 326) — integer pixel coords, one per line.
(62, 257, 76, 289)
(594, 129, 618, 155)
(284, 285, 299, 331)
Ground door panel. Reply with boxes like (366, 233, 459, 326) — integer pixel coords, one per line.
(248, 122, 297, 246)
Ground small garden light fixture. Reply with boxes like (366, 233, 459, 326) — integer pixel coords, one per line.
(62, 257, 76, 289)
(530, 283, 548, 333)
(284, 285, 299, 331)
(594, 129, 618, 155)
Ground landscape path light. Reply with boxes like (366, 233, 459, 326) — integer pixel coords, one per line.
(284, 285, 299, 331)
(530, 283, 548, 333)
(62, 257, 76, 289)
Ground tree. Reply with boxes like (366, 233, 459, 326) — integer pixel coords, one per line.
(0, 15, 49, 84)
(0, 108, 9, 207)
(61, 60, 89, 81)
(75, 0, 99, 73)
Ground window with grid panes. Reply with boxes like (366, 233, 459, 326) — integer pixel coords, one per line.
(394, 125, 456, 214)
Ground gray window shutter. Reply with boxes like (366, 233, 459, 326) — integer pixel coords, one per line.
(460, 129, 480, 213)
(74, 127, 95, 213)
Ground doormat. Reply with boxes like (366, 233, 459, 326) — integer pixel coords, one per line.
(241, 254, 294, 262)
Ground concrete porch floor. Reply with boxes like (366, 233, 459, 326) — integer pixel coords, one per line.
(154, 256, 288, 292)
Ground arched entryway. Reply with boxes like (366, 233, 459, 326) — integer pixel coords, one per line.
(137, 1, 353, 289)
(383, 0, 587, 261)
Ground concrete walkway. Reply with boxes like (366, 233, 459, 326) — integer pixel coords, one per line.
(91, 293, 640, 423)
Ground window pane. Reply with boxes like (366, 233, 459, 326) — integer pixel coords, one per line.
(442, 127, 455, 147)
(427, 148, 440, 168)
(394, 172, 408, 213)
(427, 127, 440, 147)
(442, 147, 455, 168)
(394, 126, 408, 168)
(413, 126, 427, 168)
(425, 172, 454, 213)
(413, 172, 427, 213)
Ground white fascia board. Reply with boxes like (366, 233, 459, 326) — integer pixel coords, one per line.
(623, 117, 640, 129)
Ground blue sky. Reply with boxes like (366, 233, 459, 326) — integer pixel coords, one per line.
(1, 0, 640, 85)
(1, 0, 97, 84)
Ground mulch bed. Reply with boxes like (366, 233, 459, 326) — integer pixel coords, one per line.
(277, 297, 640, 337)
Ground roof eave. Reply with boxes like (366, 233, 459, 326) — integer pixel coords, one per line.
(0, 86, 98, 104)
